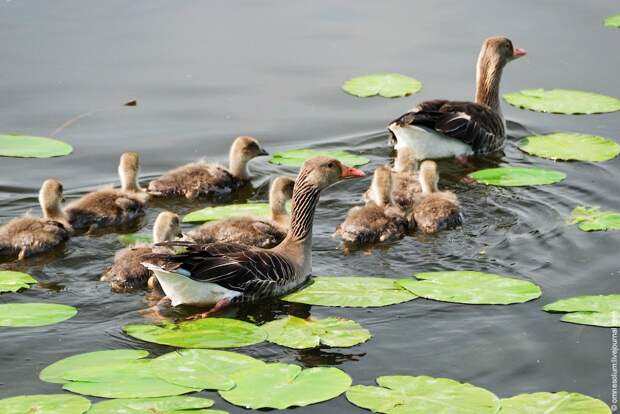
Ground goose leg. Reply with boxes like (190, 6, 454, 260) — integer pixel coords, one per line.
(187, 298, 231, 320)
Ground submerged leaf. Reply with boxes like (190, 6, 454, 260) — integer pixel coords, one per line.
(500, 391, 611, 414)
(469, 167, 566, 187)
(88, 396, 228, 414)
(0, 394, 90, 414)
(342, 73, 422, 98)
(518, 133, 620, 162)
(118, 233, 152, 246)
(567, 206, 620, 232)
(0, 303, 76, 327)
(503, 88, 620, 114)
(0, 134, 73, 158)
(605, 14, 620, 28)
(270, 149, 369, 168)
(183, 203, 270, 223)
(543, 295, 620, 327)
(0, 271, 37, 293)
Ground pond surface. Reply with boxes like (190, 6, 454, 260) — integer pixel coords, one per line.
(1, 0, 618, 411)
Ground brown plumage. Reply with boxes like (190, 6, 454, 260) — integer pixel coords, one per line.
(65, 152, 148, 230)
(0, 179, 71, 259)
(187, 176, 295, 248)
(147, 136, 268, 199)
(391, 146, 421, 211)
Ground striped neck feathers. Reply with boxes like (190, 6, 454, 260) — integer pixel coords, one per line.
(475, 50, 505, 114)
(287, 169, 321, 242)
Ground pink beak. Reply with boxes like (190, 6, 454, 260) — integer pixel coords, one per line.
(513, 47, 527, 58)
(340, 165, 366, 178)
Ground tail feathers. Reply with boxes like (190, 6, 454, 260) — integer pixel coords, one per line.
(141, 262, 191, 277)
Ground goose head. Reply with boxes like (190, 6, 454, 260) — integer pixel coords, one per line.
(394, 146, 418, 172)
(419, 160, 439, 194)
(270, 175, 295, 223)
(229, 136, 269, 179)
(39, 179, 67, 223)
(299, 156, 365, 191)
(118, 152, 142, 192)
(366, 165, 393, 207)
(152, 212, 181, 244)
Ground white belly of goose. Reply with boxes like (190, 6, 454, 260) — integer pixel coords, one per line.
(389, 124, 473, 159)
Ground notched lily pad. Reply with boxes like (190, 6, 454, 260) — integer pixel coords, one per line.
(219, 363, 352, 409)
(469, 167, 566, 187)
(346, 375, 500, 414)
(88, 396, 228, 414)
(567, 206, 620, 232)
(282, 276, 417, 307)
(118, 233, 152, 246)
(123, 318, 266, 348)
(605, 14, 620, 28)
(0, 134, 73, 158)
(270, 149, 369, 168)
(0, 303, 77, 327)
(503, 89, 620, 114)
(0, 271, 37, 293)
(0, 394, 90, 414)
(518, 133, 620, 162)
(543, 294, 620, 327)
(500, 391, 611, 414)
(397, 271, 541, 305)
(263, 315, 371, 349)
(342, 73, 422, 98)
(183, 203, 271, 223)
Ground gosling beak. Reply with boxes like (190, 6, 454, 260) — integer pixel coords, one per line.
(258, 148, 269, 156)
(513, 47, 527, 59)
(340, 165, 366, 178)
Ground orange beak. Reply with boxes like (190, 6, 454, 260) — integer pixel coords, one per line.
(340, 165, 366, 178)
(514, 47, 527, 58)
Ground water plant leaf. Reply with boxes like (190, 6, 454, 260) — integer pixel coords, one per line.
(87, 396, 229, 414)
(152, 349, 265, 390)
(0, 134, 73, 158)
(0, 394, 90, 414)
(282, 276, 417, 307)
(342, 73, 422, 98)
(518, 133, 620, 162)
(219, 363, 352, 409)
(468, 167, 566, 187)
(118, 233, 152, 246)
(0, 303, 76, 327)
(500, 391, 611, 414)
(0, 271, 37, 293)
(270, 149, 370, 168)
(543, 295, 620, 327)
(123, 318, 266, 348)
(346, 375, 500, 414)
(263, 315, 371, 349)
(567, 206, 620, 232)
(397, 271, 541, 305)
(183, 203, 270, 223)
(503, 89, 620, 114)
(605, 14, 620, 28)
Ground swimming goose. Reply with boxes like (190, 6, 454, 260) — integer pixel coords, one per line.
(65, 152, 149, 230)
(0, 179, 71, 259)
(336, 166, 408, 244)
(187, 175, 295, 248)
(101, 212, 181, 291)
(410, 161, 462, 233)
(147, 136, 268, 199)
(388, 36, 526, 159)
(142, 156, 365, 313)
(390, 146, 421, 211)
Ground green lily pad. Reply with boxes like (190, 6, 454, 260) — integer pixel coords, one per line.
(152, 349, 265, 390)
(518, 133, 620, 162)
(282, 276, 417, 307)
(503, 89, 620, 114)
(263, 315, 371, 349)
(270, 149, 370, 168)
(342, 73, 422, 98)
(543, 295, 620, 327)
(500, 391, 611, 414)
(568, 206, 620, 232)
(469, 167, 566, 187)
(347, 375, 500, 414)
(605, 14, 620, 28)
(0, 271, 37, 293)
(87, 396, 228, 414)
(0, 303, 77, 327)
(0, 134, 73, 158)
(397, 271, 541, 305)
(123, 318, 266, 348)
(118, 233, 152, 246)
(183, 203, 270, 223)
(0, 394, 90, 414)
(219, 363, 352, 409)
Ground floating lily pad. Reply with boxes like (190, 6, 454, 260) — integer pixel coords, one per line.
(263, 315, 371, 349)
(397, 271, 541, 305)
(0, 134, 73, 158)
(503, 89, 620, 114)
(270, 149, 370, 168)
(518, 133, 620, 162)
(469, 167, 566, 187)
(282, 276, 417, 308)
(184, 203, 270, 223)
(123, 318, 266, 348)
(152, 349, 265, 390)
(88, 396, 228, 414)
(500, 391, 611, 414)
(605, 14, 620, 28)
(543, 295, 620, 327)
(0, 394, 90, 414)
(219, 363, 352, 409)
(0, 303, 77, 327)
(118, 233, 152, 246)
(568, 206, 620, 232)
(0, 271, 37, 293)
(342, 73, 422, 98)
(347, 375, 499, 414)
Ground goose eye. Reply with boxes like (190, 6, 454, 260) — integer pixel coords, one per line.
(327, 162, 334, 168)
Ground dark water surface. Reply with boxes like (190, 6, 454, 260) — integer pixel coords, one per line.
(1, 0, 619, 411)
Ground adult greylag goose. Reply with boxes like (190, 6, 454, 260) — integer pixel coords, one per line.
(388, 36, 526, 159)
(411, 161, 462, 233)
(186, 176, 295, 248)
(101, 212, 181, 292)
(142, 156, 365, 313)
(0, 179, 71, 259)
(147, 136, 268, 199)
(390, 146, 421, 211)
(65, 152, 149, 230)
(336, 166, 408, 244)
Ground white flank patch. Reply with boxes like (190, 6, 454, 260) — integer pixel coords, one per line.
(389, 124, 473, 159)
